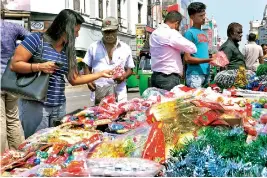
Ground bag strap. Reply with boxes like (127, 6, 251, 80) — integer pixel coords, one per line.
(34, 32, 44, 60)
(15, 33, 45, 87)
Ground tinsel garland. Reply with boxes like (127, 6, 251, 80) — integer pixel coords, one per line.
(166, 127, 267, 177)
(256, 64, 267, 76)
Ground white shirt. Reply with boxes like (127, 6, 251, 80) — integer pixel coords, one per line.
(150, 23, 197, 76)
(243, 42, 263, 71)
(83, 39, 135, 102)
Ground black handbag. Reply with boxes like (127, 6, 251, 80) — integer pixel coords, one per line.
(1, 34, 50, 101)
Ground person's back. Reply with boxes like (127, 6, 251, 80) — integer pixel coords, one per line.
(243, 33, 263, 71)
(1, 20, 30, 74)
(150, 11, 196, 91)
(150, 23, 195, 75)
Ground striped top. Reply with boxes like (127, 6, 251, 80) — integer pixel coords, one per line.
(20, 33, 69, 106)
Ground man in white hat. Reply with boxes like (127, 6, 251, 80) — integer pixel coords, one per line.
(83, 17, 135, 105)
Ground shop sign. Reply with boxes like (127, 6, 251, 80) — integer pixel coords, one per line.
(31, 21, 44, 30)
(207, 29, 213, 49)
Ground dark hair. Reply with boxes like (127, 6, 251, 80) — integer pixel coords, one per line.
(248, 33, 256, 42)
(164, 11, 183, 23)
(227, 22, 242, 37)
(187, 2, 206, 16)
(262, 44, 267, 48)
(46, 9, 85, 79)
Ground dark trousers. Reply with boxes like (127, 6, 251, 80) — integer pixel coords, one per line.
(151, 72, 181, 91)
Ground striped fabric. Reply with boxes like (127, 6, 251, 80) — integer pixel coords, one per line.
(20, 33, 69, 106)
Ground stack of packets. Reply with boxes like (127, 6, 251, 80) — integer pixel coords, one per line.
(1, 123, 165, 176)
(1, 123, 103, 175)
(62, 95, 157, 134)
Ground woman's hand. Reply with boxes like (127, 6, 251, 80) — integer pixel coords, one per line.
(39, 62, 58, 74)
(100, 70, 113, 78)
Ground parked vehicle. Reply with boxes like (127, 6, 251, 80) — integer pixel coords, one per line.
(126, 57, 140, 90)
(137, 52, 152, 95)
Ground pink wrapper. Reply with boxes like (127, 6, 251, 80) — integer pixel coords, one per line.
(210, 51, 229, 67)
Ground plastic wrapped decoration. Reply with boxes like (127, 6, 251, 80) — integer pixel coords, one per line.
(89, 123, 152, 159)
(18, 127, 56, 152)
(89, 122, 166, 164)
(1, 150, 28, 173)
(19, 164, 61, 177)
(215, 69, 255, 89)
(146, 97, 200, 152)
(86, 158, 163, 177)
(246, 75, 267, 92)
(209, 51, 229, 67)
(58, 160, 90, 177)
(1, 144, 52, 173)
(141, 87, 176, 102)
(112, 64, 125, 79)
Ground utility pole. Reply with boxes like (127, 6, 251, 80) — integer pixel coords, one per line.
(155, 0, 160, 28)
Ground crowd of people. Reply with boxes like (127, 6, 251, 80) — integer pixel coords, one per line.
(150, 2, 265, 91)
(0, 1, 265, 154)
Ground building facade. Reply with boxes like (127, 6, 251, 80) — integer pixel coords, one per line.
(2, 0, 149, 57)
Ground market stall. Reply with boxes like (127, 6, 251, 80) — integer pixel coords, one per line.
(1, 81, 266, 177)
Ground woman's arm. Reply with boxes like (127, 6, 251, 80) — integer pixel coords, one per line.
(10, 45, 58, 74)
(68, 69, 113, 86)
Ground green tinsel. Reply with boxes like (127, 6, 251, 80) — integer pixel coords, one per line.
(256, 64, 267, 76)
(168, 127, 267, 177)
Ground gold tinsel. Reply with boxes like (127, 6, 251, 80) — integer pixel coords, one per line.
(149, 98, 201, 149)
(234, 66, 248, 88)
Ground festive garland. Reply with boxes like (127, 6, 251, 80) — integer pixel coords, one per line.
(256, 64, 267, 76)
(166, 127, 267, 177)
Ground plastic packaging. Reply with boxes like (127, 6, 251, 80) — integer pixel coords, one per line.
(86, 158, 163, 177)
(209, 51, 229, 67)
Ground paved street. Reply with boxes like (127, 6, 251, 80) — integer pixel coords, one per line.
(65, 85, 140, 114)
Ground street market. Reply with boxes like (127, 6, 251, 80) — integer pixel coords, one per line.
(1, 0, 267, 177)
(1, 68, 267, 176)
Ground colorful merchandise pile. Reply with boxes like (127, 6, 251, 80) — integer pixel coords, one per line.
(214, 64, 267, 92)
(1, 86, 267, 177)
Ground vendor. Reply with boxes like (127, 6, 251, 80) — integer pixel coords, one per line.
(261, 44, 267, 64)
(83, 17, 135, 105)
(219, 23, 245, 70)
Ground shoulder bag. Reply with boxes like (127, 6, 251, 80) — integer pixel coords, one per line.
(1, 33, 50, 101)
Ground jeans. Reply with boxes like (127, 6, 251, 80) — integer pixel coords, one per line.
(151, 72, 181, 91)
(1, 91, 24, 153)
(186, 74, 210, 88)
(19, 99, 66, 139)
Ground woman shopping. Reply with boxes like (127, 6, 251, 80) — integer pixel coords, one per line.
(10, 9, 112, 138)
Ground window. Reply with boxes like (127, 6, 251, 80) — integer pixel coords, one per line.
(99, 0, 103, 19)
(73, 0, 80, 11)
(138, 3, 142, 23)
